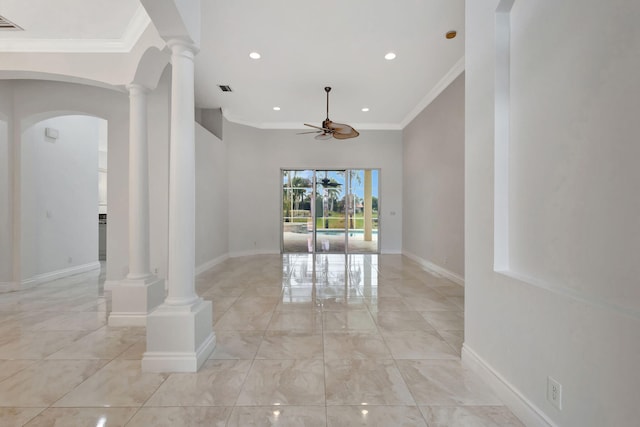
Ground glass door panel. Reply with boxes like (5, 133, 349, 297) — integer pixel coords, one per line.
(282, 168, 380, 254)
(282, 170, 314, 252)
(315, 170, 346, 253)
(347, 169, 379, 253)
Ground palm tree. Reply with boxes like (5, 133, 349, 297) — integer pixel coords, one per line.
(326, 184, 341, 212)
(291, 176, 311, 212)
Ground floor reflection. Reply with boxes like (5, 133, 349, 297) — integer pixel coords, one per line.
(0, 254, 525, 426)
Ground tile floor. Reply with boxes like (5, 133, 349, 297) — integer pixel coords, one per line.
(0, 254, 524, 426)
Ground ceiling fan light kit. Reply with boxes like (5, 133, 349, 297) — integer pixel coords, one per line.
(300, 87, 360, 140)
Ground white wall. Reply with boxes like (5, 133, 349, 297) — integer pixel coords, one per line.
(402, 73, 465, 281)
(225, 120, 403, 255)
(508, 1, 640, 311)
(464, 1, 640, 426)
(195, 123, 228, 269)
(20, 115, 102, 280)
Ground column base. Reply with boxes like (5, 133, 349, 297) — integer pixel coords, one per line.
(142, 298, 215, 372)
(108, 276, 165, 327)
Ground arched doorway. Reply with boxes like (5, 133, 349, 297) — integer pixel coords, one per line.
(20, 114, 108, 286)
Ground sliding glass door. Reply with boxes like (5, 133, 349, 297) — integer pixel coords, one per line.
(347, 169, 379, 253)
(315, 170, 346, 253)
(282, 170, 314, 253)
(282, 169, 379, 254)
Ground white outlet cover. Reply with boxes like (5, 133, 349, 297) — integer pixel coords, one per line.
(45, 127, 59, 139)
(547, 376, 562, 410)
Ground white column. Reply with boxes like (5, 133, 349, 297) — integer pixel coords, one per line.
(165, 41, 198, 306)
(128, 83, 152, 279)
(142, 40, 215, 372)
(364, 169, 373, 242)
(108, 84, 165, 327)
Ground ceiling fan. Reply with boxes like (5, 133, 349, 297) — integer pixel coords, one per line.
(319, 177, 341, 188)
(298, 87, 359, 140)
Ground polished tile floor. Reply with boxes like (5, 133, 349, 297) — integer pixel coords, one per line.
(0, 254, 524, 426)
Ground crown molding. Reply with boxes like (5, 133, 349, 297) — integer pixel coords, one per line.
(399, 56, 465, 129)
(0, 5, 150, 53)
(221, 111, 403, 131)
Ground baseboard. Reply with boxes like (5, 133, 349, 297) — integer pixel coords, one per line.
(402, 250, 465, 286)
(462, 344, 557, 427)
(0, 281, 18, 292)
(142, 332, 216, 372)
(195, 254, 229, 276)
(103, 279, 120, 290)
(20, 261, 101, 287)
(107, 312, 148, 327)
(228, 249, 279, 258)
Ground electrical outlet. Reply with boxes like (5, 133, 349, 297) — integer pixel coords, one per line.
(547, 376, 562, 410)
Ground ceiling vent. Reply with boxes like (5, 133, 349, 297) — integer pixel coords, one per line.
(0, 15, 23, 30)
(218, 85, 233, 92)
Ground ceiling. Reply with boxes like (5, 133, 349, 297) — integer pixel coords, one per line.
(0, 0, 465, 130)
(0, 0, 140, 39)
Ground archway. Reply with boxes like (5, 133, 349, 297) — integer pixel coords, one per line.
(20, 114, 108, 286)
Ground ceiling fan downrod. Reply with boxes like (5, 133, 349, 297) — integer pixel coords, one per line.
(325, 86, 331, 121)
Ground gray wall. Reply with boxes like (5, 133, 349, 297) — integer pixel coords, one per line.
(224, 120, 403, 255)
(402, 73, 464, 281)
(195, 122, 228, 268)
(0, 83, 12, 286)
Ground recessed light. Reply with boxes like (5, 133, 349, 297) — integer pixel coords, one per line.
(445, 31, 457, 39)
(273, 106, 281, 111)
(249, 52, 261, 59)
(361, 107, 370, 112)
(384, 52, 396, 60)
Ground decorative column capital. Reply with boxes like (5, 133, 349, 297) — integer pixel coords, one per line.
(126, 83, 151, 96)
(166, 39, 199, 58)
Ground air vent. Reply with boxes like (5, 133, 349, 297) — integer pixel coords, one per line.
(218, 85, 233, 92)
(0, 15, 23, 30)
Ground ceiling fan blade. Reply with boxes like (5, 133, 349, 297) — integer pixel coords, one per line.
(304, 123, 329, 131)
(331, 125, 360, 139)
(328, 122, 351, 133)
(296, 130, 322, 135)
(314, 133, 332, 140)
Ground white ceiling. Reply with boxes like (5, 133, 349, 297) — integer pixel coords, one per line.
(0, 0, 140, 39)
(0, 0, 465, 130)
